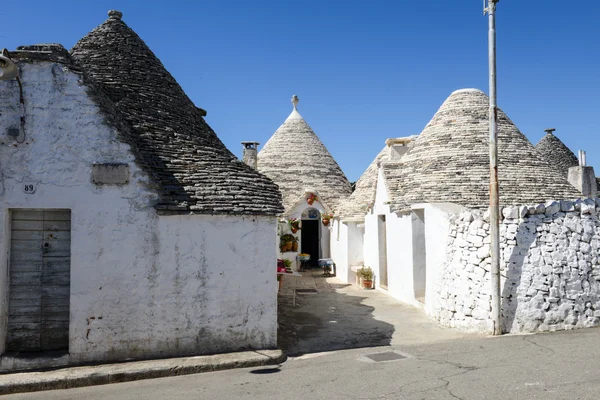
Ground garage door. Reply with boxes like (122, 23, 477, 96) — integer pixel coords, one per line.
(7, 209, 71, 352)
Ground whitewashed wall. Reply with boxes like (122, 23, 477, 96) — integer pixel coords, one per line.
(347, 223, 364, 271)
(0, 61, 277, 370)
(329, 220, 347, 280)
(331, 220, 365, 283)
(420, 204, 465, 315)
(430, 199, 600, 334)
(365, 170, 419, 304)
(362, 169, 465, 308)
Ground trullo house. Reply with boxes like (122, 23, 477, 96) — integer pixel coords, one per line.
(331, 88, 582, 320)
(0, 10, 283, 371)
(254, 96, 352, 268)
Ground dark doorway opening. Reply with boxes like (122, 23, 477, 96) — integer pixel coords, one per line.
(301, 220, 320, 267)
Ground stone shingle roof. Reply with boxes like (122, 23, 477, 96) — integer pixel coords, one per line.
(535, 132, 578, 177)
(70, 11, 283, 216)
(257, 97, 352, 213)
(337, 147, 387, 220)
(383, 89, 581, 212)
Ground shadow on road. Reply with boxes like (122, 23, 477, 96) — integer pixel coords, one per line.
(277, 271, 394, 357)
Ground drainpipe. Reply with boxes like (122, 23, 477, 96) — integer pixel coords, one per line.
(485, 0, 502, 336)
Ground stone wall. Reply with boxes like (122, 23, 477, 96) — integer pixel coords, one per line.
(430, 198, 600, 334)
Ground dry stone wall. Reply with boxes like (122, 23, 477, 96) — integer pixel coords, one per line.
(431, 198, 600, 333)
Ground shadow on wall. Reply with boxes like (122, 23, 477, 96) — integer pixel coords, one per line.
(277, 282, 394, 357)
(501, 218, 542, 332)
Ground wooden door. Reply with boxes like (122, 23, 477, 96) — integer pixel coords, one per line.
(7, 210, 71, 352)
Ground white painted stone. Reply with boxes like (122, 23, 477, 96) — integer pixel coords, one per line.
(560, 200, 575, 212)
(502, 207, 519, 220)
(428, 199, 600, 335)
(545, 201, 560, 215)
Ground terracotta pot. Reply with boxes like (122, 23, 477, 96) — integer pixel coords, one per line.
(292, 242, 298, 252)
(291, 227, 298, 234)
(362, 280, 373, 289)
(284, 241, 293, 252)
(307, 198, 314, 205)
(322, 218, 330, 226)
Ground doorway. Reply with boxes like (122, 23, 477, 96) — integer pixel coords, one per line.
(7, 209, 71, 353)
(377, 215, 388, 289)
(301, 220, 320, 267)
(412, 209, 426, 303)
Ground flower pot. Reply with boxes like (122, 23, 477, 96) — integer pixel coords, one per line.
(292, 242, 298, 252)
(284, 241, 293, 252)
(291, 227, 298, 234)
(362, 280, 373, 289)
(307, 198, 314, 205)
(322, 219, 330, 226)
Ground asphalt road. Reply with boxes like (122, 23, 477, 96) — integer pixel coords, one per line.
(7, 327, 600, 400)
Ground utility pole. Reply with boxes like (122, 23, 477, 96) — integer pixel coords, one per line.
(485, 0, 502, 335)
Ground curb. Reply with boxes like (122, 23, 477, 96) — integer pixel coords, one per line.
(0, 349, 286, 395)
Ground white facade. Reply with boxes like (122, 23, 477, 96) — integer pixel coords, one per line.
(0, 61, 277, 370)
(332, 167, 463, 311)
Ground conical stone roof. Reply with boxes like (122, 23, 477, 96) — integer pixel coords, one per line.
(71, 11, 283, 215)
(535, 131, 578, 177)
(383, 89, 581, 212)
(337, 147, 387, 220)
(257, 96, 352, 212)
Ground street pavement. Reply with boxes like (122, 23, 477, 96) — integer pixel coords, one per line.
(5, 270, 600, 399)
(6, 328, 600, 400)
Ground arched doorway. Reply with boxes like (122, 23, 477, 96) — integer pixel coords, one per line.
(301, 208, 321, 267)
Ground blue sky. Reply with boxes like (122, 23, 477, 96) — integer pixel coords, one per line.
(2, 1, 599, 181)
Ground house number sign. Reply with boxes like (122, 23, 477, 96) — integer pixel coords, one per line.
(23, 183, 36, 194)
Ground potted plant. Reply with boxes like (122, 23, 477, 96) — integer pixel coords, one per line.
(289, 218, 301, 233)
(280, 234, 294, 252)
(283, 259, 293, 273)
(358, 266, 374, 289)
(321, 212, 333, 226)
(291, 236, 299, 252)
(306, 193, 317, 205)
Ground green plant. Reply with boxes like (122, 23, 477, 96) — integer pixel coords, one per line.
(358, 266, 374, 281)
(289, 218, 301, 230)
(280, 234, 294, 243)
(283, 259, 292, 269)
(322, 213, 333, 220)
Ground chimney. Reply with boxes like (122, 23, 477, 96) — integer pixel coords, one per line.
(385, 137, 414, 161)
(568, 150, 597, 197)
(241, 142, 260, 170)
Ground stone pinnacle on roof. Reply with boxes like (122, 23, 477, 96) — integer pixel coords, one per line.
(108, 10, 123, 20)
(257, 95, 352, 213)
(382, 89, 581, 212)
(535, 128, 578, 178)
(71, 11, 283, 215)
